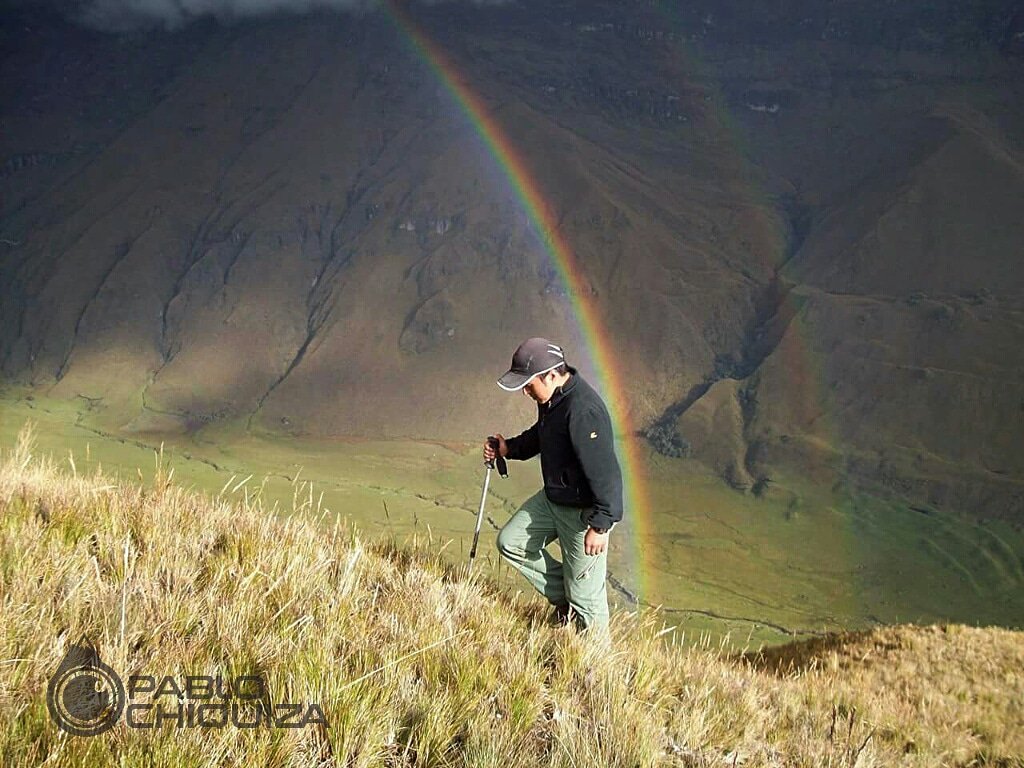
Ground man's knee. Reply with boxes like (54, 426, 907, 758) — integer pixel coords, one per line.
(496, 523, 521, 561)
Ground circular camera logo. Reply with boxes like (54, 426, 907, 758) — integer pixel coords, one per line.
(47, 643, 125, 736)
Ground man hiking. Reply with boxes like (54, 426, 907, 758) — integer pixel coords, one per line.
(483, 337, 624, 631)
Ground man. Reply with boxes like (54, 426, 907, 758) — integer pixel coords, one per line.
(483, 337, 624, 630)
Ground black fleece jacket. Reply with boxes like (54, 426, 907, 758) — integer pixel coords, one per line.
(503, 365, 624, 530)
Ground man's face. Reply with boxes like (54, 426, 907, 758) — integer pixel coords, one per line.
(523, 371, 558, 404)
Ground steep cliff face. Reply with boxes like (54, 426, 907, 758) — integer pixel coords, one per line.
(1, 1, 1022, 519)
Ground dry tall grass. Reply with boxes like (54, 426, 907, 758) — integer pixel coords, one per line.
(1, 422, 1021, 767)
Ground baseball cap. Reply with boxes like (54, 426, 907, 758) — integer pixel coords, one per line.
(496, 337, 567, 391)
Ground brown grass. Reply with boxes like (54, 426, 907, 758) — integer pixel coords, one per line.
(1, 422, 1021, 767)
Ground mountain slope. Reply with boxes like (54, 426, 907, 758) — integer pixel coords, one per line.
(1, 2, 1023, 520)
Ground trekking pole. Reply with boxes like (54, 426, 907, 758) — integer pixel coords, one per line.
(469, 436, 507, 572)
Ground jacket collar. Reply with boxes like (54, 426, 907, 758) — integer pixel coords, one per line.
(544, 365, 579, 411)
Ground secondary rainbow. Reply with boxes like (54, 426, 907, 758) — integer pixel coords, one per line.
(385, 3, 656, 604)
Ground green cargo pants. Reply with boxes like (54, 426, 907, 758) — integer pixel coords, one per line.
(496, 489, 609, 629)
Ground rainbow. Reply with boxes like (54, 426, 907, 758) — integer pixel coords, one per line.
(384, 3, 656, 604)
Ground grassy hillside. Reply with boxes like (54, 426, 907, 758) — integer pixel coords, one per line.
(1, 423, 1022, 767)
(6, 391, 1024, 650)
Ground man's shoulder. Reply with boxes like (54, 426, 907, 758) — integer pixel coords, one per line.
(568, 376, 611, 417)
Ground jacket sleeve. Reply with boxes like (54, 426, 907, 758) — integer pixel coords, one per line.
(569, 405, 624, 529)
(504, 421, 540, 461)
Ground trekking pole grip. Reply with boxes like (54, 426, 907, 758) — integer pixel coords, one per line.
(486, 436, 508, 478)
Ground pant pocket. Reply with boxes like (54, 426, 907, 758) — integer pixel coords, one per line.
(574, 558, 598, 581)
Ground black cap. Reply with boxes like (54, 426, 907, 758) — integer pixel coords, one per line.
(497, 337, 566, 391)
